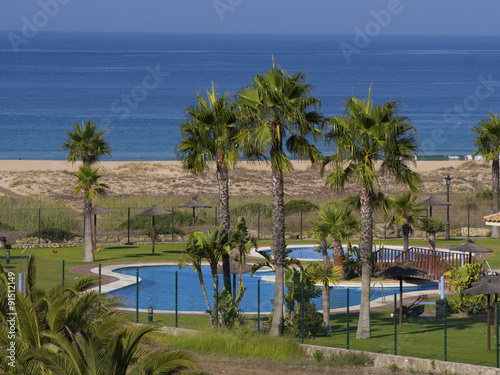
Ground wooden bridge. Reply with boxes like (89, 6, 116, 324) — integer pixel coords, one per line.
(374, 247, 477, 281)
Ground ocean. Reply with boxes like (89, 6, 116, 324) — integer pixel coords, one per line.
(1, 32, 500, 161)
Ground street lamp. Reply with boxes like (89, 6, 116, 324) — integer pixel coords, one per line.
(445, 175, 452, 240)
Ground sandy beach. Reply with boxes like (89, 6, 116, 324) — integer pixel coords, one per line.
(0, 159, 492, 206)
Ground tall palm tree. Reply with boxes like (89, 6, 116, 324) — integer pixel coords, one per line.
(73, 166, 109, 262)
(471, 112, 500, 238)
(63, 118, 112, 167)
(237, 65, 323, 336)
(321, 86, 421, 339)
(309, 203, 359, 280)
(306, 262, 340, 336)
(177, 83, 239, 294)
(63, 118, 111, 262)
(387, 191, 425, 253)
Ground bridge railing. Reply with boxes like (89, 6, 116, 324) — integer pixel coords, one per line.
(373, 247, 472, 281)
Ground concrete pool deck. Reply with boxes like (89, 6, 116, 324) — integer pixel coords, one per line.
(72, 260, 442, 316)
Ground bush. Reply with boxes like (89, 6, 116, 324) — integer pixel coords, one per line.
(0, 222, 15, 231)
(475, 188, 493, 201)
(232, 203, 272, 218)
(288, 301, 324, 338)
(284, 200, 318, 215)
(26, 228, 79, 242)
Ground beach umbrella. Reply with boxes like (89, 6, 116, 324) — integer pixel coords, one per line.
(78, 206, 112, 251)
(450, 239, 493, 264)
(374, 265, 426, 326)
(178, 197, 212, 229)
(463, 276, 500, 351)
(414, 196, 451, 217)
(135, 206, 171, 255)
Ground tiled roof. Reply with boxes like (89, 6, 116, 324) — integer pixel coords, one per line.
(484, 213, 500, 223)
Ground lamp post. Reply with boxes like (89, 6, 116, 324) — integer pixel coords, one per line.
(445, 175, 452, 240)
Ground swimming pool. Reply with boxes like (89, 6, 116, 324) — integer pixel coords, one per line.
(107, 265, 438, 312)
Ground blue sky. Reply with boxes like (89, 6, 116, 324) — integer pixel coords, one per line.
(2, 0, 500, 35)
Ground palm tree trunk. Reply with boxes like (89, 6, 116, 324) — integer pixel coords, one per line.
(196, 268, 214, 327)
(332, 239, 345, 279)
(428, 232, 436, 250)
(492, 159, 499, 238)
(82, 197, 94, 262)
(322, 280, 332, 336)
(217, 153, 232, 293)
(357, 189, 373, 339)
(270, 168, 286, 337)
(321, 240, 331, 267)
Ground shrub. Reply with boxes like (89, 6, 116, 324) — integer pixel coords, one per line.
(313, 350, 324, 362)
(232, 203, 272, 218)
(325, 352, 371, 368)
(475, 188, 493, 201)
(26, 228, 79, 242)
(284, 200, 318, 215)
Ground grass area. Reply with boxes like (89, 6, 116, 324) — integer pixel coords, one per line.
(4, 239, 500, 369)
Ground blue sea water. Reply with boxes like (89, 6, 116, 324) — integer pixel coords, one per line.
(1, 32, 500, 161)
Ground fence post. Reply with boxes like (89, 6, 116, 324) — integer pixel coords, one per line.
(257, 279, 261, 332)
(300, 205, 303, 241)
(98, 263, 102, 294)
(300, 282, 304, 344)
(62, 260, 65, 286)
(171, 207, 174, 242)
(215, 276, 219, 328)
(175, 271, 178, 328)
(127, 207, 131, 244)
(467, 204, 470, 240)
(215, 206, 217, 227)
(257, 206, 260, 241)
(497, 301, 499, 368)
(394, 293, 397, 356)
(38, 208, 41, 247)
(346, 288, 350, 349)
(444, 301, 447, 361)
(136, 268, 139, 323)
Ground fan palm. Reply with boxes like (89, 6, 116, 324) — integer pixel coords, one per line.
(73, 165, 109, 262)
(306, 262, 340, 336)
(420, 218, 446, 250)
(309, 203, 359, 280)
(236, 65, 323, 336)
(387, 191, 425, 253)
(321, 86, 421, 339)
(471, 112, 500, 237)
(63, 118, 111, 167)
(177, 83, 239, 294)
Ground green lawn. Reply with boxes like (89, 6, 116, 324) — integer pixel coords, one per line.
(3, 239, 500, 368)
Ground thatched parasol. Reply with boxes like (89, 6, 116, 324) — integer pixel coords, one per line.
(463, 276, 500, 351)
(178, 197, 212, 229)
(79, 206, 112, 251)
(374, 265, 426, 326)
(451, 240, 493, 264)
(135, 206, 171, 255)
(414, 196, 451, 217)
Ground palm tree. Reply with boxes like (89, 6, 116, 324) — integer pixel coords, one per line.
(31, 325, 198, 375)
(236, 65, 323, 336)
(180, 232, 214, 325)
(63, 118, 112, 167)
(73, 165, 109, 262)
(471, 112, 500, 237)
(309, 203, 359, 280)
(306, 262, 340, 336)
(177, 83, 240, 294)
(420, 218, 446, 251)
(321, 86, 421, 339)
(387, 191, 425, 253)
(229, 216, 257, 304)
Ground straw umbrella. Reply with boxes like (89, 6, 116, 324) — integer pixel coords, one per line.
(135, 206, 171, 255)
(414, 196, 451, 217)
(78, 206, 112, 251)
(374, 265, 426, 326)
(178, 197, 212, 229)
(463, 276, 500, 351)
(451, 240, 493, 264)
